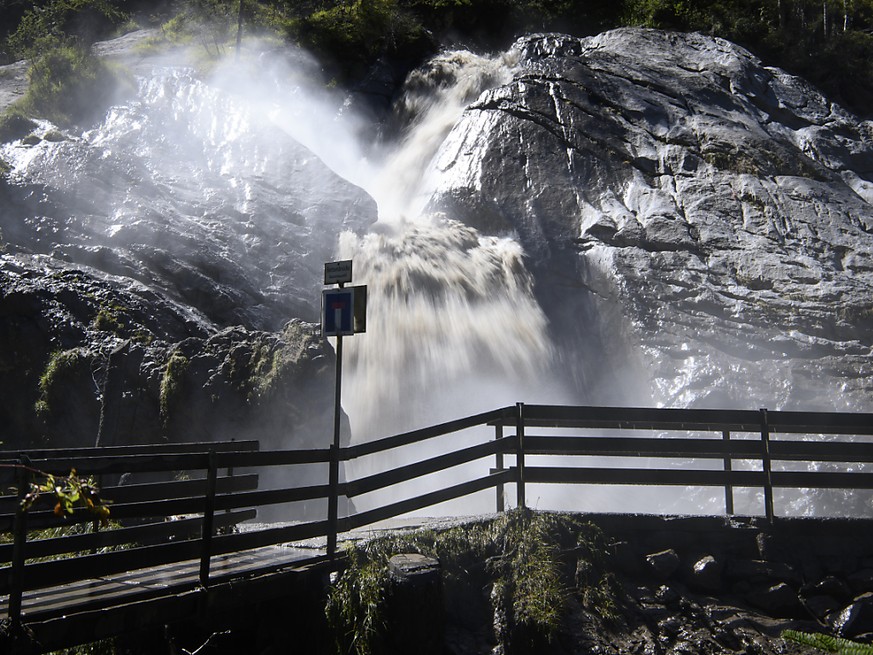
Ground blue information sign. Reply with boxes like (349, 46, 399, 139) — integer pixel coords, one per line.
(322, 288, 355, 336)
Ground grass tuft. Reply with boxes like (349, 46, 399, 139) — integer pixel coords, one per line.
(325, 510, 619, 653)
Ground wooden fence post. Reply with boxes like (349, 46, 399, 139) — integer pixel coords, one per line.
(760, 409, 775, 523)
(8, 456, 31, 629)
(722, 431, 734, 515)
(225, 438, 235, 516)
(199, 450, 218, 587)
(516, 402, 526, 510)
(495, 423, 504, 513)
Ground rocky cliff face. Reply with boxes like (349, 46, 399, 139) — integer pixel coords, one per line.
(0, 58, 375, 450)
(0, 249, 343, 452)
(426, 29, 873, 410)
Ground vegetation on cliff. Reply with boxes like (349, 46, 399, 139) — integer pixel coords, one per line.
(0, 0, 872, 117)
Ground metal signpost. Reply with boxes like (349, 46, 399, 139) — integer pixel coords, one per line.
(322, 260, 366, 557)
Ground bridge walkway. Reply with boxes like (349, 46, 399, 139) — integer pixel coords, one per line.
(2, 403, 872, 652)
(0, 542, 322, 624)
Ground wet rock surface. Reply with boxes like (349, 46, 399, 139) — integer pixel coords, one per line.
(0, 253, 340, 453)
(0, 68, 377, 331)
(426, 29, 873, 410)
(0, 33, 375, 452)
(435, 515, 873, 655)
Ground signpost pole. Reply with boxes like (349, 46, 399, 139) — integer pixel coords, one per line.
(327, 313, 343, 558)
(322, 260, 365, 560)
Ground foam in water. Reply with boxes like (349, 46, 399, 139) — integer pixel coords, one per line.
(337, 219, 560, 439)
(368, 50, 517, 222)
(338, 52, 571, 439)
(260, 47, 567, 440)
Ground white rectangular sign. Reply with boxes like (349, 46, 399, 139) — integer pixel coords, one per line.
(324, 260, 353, 285)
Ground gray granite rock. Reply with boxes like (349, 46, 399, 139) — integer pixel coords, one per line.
(834, 593, 873, 638)
(0, 67, 376, 332)
(689, 555, 723, 593)
(646, 548, 681, 580)
(425, 28, 873, 411)
(745, 582, 803, 617)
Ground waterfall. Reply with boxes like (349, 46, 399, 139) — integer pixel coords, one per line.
(337, 219, 560, 439)
(315, 50, 572, 440)
(368, 49, 518, 222)
(0, 47, 566, 445)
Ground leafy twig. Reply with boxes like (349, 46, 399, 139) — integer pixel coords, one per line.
(2, 464, 110, 523)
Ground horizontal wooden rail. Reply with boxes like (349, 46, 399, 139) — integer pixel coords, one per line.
(212, 449, 331, 468)
(522, 435, 765, 458)
(341, 471, 513, 532)
(0, 474, 260, 515)
(345, 439, 505, 498)
(0, 447, 326, 482)
(0, 440, 259, 462)
(211, 484, 333, 510)
(770, 471, 873, 489)
(520, 435, 873, 462)
(0, 510, 256, 564)
(344, 407, 513, 459)
(503, 405, 873, 435)
(4, 453, 213, 477)
(524, 466, 769, 487)
(768, 440, 873, 462)
(522, 466, 873, 490)
(505, 405, 764, 431)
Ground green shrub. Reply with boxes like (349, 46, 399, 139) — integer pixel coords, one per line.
(35, 349, 86, 418)
(325, 547, 391, 655)
(159, 352, 189, 428)
(783, 629, 873, 654)
(93, 307, 125, 334)
(148, 0, 289, 59)
(325, 510, 617, 654)
(290, 0, 433, 81)
(0, 106, 37, 143)
(19, 38, 127, 126)
(5, 0, 126, 61)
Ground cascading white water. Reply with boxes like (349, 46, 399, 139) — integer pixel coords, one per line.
(264, 48, 571, 441)
(335, 51, 572, 440)
(337, 219, 559, 438)
(367, 50, 518, 222)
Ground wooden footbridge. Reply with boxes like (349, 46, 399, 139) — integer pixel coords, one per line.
(2, 404, 873, 652)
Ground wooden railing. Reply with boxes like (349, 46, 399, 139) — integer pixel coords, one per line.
(2, 403, 872, 628)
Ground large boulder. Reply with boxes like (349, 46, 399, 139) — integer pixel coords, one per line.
(425, 29, 873, 411)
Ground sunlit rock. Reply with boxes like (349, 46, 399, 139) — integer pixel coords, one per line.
(0, 68, 377, 331)
(426, 29, 873, 410)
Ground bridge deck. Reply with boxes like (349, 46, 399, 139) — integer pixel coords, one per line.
(0, 542, 324, 623)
